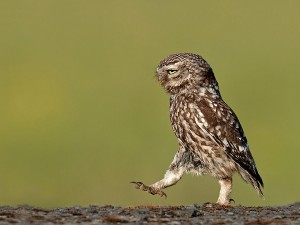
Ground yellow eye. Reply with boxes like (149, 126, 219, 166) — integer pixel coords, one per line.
(167, 69, 178, 75)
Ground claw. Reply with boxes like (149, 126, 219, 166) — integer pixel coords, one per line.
(130, 181, 144, 190)
(130, 181, 167, 198)
(229, 198, 235, 204)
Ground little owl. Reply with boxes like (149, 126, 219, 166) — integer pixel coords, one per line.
(132, 53, 264, 205)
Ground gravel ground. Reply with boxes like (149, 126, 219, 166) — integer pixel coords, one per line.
(0, 202, 299, 224)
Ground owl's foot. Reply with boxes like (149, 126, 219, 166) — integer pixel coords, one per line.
(130, 181, 167, 198)
(215, 198, 235, 206)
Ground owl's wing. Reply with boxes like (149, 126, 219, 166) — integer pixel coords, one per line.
(195, 98, 264, 188)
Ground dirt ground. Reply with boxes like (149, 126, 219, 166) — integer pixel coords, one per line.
(0, 202, 299, 224)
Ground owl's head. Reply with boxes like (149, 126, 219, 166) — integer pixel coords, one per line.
(156, 53, 218, 96)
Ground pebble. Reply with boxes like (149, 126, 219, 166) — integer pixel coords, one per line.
(168, 221, 181, 225)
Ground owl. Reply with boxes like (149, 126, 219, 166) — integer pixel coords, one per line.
(132, 53, 264, 205)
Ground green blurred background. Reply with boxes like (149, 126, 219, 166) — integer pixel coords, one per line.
(0, 1, 299, 208)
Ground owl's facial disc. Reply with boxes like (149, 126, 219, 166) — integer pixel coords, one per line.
(156, 61, 190, 91)
(157, 62, 182, 80)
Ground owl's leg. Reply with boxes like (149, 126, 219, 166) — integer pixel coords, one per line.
(216, 177, 233, 205)
(131, 148, 186, 198)
(150, 166, 185, 190)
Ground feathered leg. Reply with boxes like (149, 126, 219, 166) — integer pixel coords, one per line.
(216, 177, 233, 205)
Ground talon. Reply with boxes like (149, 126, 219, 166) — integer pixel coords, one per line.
(130, 181, 144, 189)
(229, 198, 235, 204)
(158, 190, 167, 198)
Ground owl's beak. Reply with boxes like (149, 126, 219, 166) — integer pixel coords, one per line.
(157, 77, 164, 85)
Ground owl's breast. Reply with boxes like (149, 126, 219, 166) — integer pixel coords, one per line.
(170, 95, 225, 152)
(169, 95, 186, 139)
(170, 95, 208, 149)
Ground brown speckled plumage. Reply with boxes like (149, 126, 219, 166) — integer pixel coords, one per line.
(132, 53, 263, 205)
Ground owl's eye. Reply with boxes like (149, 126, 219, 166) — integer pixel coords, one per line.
(167, 69, 178, 75)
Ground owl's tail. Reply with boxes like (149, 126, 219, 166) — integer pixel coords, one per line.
(239, 167, 264, 199)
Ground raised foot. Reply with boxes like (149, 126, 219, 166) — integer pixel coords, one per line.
(130, 182, 167, 198)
